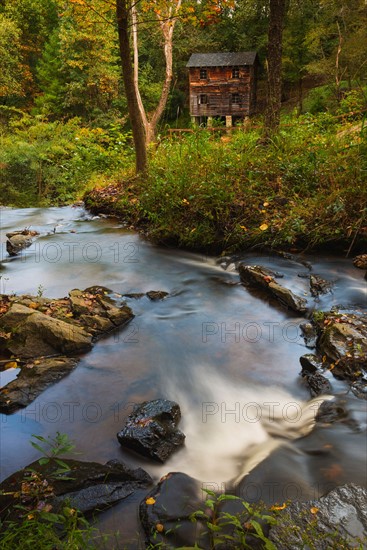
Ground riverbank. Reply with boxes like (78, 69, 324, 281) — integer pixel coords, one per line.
(84, 115, 367, 255)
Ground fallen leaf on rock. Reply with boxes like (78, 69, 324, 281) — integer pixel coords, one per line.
(270, 503, 287, 511)
(146, 497, 156, 505)
(4, 362, 18, 370)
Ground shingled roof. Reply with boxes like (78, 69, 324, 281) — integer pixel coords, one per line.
(186, 52, 257, 68)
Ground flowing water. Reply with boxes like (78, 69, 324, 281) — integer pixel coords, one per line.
(0, 206, 366, 546)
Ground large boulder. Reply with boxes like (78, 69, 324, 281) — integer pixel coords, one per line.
(0, 303, 92, 357)
(0, 458, 152, 521)
(0, 288, 135, 412)
(117, 399, 185, 463)
(269, 484, 367, 549)
(239, 265, 308, 313)
(139, 472, 211, 548)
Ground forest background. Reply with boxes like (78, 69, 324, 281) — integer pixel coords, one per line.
(0, 0, 366, 252)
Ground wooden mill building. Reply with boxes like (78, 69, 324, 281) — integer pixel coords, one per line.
(186, 52, 258, 126)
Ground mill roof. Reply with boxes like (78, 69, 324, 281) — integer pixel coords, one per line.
(186, 52, 257, 68)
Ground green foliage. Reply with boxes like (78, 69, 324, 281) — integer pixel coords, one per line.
(0, 432, 104, 550)
(0, 14, 24, 99)
(0, 506, 99, 550)
(0, 116, 133, 206)
(85, 112, 367, 253)
(189, 489, 276, 549)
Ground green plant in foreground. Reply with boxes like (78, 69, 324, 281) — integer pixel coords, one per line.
(189, 490, 276, 550)
(0, 433, 104, 550)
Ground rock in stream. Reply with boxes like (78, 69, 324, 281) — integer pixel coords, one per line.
(0, 287, 134, 413)
(117, 399, 185, 463)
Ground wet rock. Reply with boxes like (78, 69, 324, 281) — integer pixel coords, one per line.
(302, 372, 331, 397)
(300, 322, 317, 348)
(140, 472, 210, 549)
(300, 353, 323, 374)
(316, 312, 367, 382)
(3, 302, 92, 357)
(315, 398, 361, 430)
(0, 356, 78, 413)
(353, 254, 367, 269)
(309, 274, 332, 297)
(6, 230, 39, 256)
(117, 399, 185, 462)
(0, 303, 92, 358)
(269, 484, 367, 549)
(239, 264, 307, 313)
(0, 458, 152, 521)
(0, 289, 134, 412)
(350, 381, 367, 400)
(146, 291, 169, 301)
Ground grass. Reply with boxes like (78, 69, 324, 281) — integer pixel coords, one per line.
(85, 112, 367, 254)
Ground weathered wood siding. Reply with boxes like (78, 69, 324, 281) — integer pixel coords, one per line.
(189, 66, 256, 117)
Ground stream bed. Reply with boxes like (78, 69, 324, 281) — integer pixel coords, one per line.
(0, 206, 366, 547)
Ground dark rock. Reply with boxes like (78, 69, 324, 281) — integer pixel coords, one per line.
(0, 356, 78, 413)
(300, 322, 317, 348)
(6, 230, 39, 256)
(0, 458, 152, 521)
(350, 381, 367, 400)
(139, 472, 211, 549)
(316, 312, 367, 382)
(316, 398, 361, 430)
(117, 399, 185, 462)
(300, 353, 323, 374)
(302, 372, 331, 397)
(353, 254, 367, 269)
(146, 291, 169, 301)
(239, 264, 307, 313)
(0, 289, 135, 412)
(269, 484, 367, 549)
(309, 275, 332, 297)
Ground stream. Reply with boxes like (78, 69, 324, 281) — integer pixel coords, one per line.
(0, 206, 366, 547)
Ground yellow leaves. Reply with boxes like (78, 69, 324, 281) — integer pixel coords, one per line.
(310, 507, 319, 514)
(182, 198, 190, 205)
(156, 523, 164, 532)
(240, 225, 247, 231)
(4, 361, 17, 370)
(270, 502, 287, 511)
(146, 497, 156, 505)
(259, 223, 268, 231)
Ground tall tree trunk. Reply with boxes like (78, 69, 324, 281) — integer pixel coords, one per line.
(131, 1, 181, 147)
(264, 0, 286, 137)
(116, 0, 147, 174)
